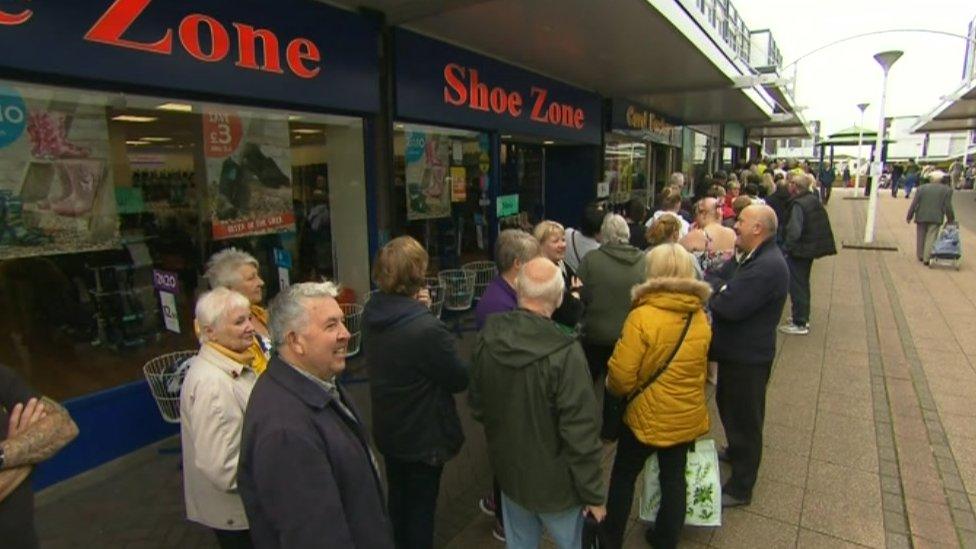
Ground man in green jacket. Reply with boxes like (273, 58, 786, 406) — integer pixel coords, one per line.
(470, 257, 606, 548)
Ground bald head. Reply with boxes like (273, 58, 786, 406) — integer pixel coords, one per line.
(516, 257, 564, 317)
(734, 205, 778, 253)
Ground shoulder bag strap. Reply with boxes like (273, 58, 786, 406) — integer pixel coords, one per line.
(570, 230, 582, 265)
(627, 312, 694, 402)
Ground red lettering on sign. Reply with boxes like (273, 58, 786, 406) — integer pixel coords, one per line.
(85, 0, 173, 54)
(179, 14, 230, 62)
(529, 86, 548, 122)
(441, 64, 584, 131)
(84, 0, 321, 79)
(233, 24, 284, 74)
(443, 63, 467, 106)
(0, 4, 32, 26)
(286, 38, 321, 79)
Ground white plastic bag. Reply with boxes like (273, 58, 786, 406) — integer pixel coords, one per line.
(639, 438, 722, 527)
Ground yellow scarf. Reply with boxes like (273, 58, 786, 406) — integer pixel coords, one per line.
(249, 305, 271, 375)
(250, 305, 269, 330)
(205, 341, 255, 370)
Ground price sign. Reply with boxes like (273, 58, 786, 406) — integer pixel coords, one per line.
(203, 112, 243, 158)
(0, 86, 26, 149)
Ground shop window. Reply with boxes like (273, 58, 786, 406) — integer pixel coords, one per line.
(603, 140, 648, 207)
(0, 79, 366, 399)
(392, 123, 491, 269)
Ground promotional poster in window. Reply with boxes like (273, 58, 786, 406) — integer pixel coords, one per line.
(203, 111, 296, 239)
(0, 84, 120, 260)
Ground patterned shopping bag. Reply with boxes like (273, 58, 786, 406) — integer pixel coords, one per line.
(639, 438, 722, 527)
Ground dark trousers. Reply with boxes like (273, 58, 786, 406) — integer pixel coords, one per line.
(716, 361, 772, 500)
(786, 256, 813, 327)
(583, 341, 614, 385)
(604, 428, 690, 549)
(213, 529, 253, 549)
(385, 457, 444, 549)
(819, 182, 832, 204)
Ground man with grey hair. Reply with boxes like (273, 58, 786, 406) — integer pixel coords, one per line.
(578, 214, 646, 382)
(475, 229, 540, 330)
(471, 257, 606, 547)
(907, 170, 955, 266)
(706, 205, 789, 507)
(780, 173, 836, 336)
(238, 282, 395, 548)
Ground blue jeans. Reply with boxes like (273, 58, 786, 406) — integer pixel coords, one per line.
(501, 493, 583, 549)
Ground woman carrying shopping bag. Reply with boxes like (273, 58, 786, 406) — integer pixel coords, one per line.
(602, 243, 712, 549)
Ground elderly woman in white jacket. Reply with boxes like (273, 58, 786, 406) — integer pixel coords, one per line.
(180, 287, 257, 548)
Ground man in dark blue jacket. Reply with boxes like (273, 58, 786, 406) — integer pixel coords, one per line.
(239, 282, 395, 549)
(706, 205, 789, 508)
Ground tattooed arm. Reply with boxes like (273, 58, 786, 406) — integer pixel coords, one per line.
(1, 396, 79, 470)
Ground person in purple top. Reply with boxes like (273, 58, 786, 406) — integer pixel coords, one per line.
(474, 229, 541, 331)
(472, 228, 540, 540)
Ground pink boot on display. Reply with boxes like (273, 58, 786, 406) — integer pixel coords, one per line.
(26, 111, 90, 159)
(51, 160, 102, 217)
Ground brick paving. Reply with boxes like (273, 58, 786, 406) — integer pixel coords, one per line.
(32, 188, 976, 548)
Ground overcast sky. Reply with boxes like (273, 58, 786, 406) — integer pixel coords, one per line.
(735, 0, 975, 136)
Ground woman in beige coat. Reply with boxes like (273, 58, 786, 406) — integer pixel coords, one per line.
(180, 287, 258, 548)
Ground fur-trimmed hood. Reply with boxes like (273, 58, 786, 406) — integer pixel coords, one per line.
(631, 277, 712, 308)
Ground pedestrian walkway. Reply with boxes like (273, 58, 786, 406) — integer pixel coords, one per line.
(32, 188, 976, 548)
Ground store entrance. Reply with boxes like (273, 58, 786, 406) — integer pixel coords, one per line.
(499, 139, 545, 230)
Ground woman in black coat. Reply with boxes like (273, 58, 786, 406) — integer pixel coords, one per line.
(363, 236, 469, 549)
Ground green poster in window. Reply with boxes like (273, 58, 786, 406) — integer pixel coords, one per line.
(114, 187, 145, 214)
(496, 194, 519, 217)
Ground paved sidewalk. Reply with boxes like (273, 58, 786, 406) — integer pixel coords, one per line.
(33, 188, 976, 548)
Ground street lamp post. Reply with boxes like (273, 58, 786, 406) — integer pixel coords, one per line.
(864, 51, 903, 244)
(853, 102, 869, 196)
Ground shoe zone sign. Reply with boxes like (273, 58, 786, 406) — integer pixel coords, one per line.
(394, 30, 602, 144)
(0, 0, 380, 113)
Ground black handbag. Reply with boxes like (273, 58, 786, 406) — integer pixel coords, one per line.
(600, 313, 694, 442)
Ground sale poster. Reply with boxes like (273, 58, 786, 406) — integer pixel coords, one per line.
(405, 131, 451, 220)
(0, 84, 119, 260)
(203, 111, 295, 240)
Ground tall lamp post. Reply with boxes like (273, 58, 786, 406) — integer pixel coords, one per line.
(864, 50, 903, 244)
(853, 102, 869, 195)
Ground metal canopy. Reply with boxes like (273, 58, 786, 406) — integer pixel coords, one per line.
(323, 0, 775, 124)
(912, 77, 976, 133)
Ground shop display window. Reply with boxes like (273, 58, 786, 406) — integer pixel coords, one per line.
(499, 142, 545, 229)
(392, 123, 492, 269)
(604, 141, 648, 206)
(0, 79, 365, 399)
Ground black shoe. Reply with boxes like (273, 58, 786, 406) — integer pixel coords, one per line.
(721, 493, 751, 507)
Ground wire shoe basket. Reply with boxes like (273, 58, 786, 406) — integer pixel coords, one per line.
(462, 261, 497, 301)
(143, 350, 198, 424)
(438, 269, 476, 311)
(341, 303, 365, 357)
(426, 276, 446, 319)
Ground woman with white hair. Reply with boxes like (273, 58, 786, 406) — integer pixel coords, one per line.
(204, 248, 271, 374)
(532, 220, 583, 328)
(181, 287, 258, 549)
(577, 214, 646, 383)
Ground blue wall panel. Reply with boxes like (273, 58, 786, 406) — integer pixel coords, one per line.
(32, 380, 178, 491)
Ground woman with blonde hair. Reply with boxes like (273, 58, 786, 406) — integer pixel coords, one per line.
(645, 214, 682, 249)
(533, 220, 583, 328)
(204, 248, 271, 374)
(603, 243, 712, 549)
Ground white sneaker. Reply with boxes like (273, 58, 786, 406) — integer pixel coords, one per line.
(778, 323, 810, 335)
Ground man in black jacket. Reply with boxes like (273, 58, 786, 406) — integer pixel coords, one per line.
(707, 205, 789, 507)
(780, 174, 837, 335)
(238, 282, 395, 549)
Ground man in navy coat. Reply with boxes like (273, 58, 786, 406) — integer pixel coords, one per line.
(706, 205, 789, 508)
(238, 282, 394, 548)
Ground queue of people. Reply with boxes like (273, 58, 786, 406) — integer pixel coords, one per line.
(165, 163, 840, 549)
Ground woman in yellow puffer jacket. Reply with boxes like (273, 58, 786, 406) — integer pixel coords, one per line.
(602, 243, 712, 549)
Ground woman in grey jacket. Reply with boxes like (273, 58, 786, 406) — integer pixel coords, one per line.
(577, 214, 646, 383)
